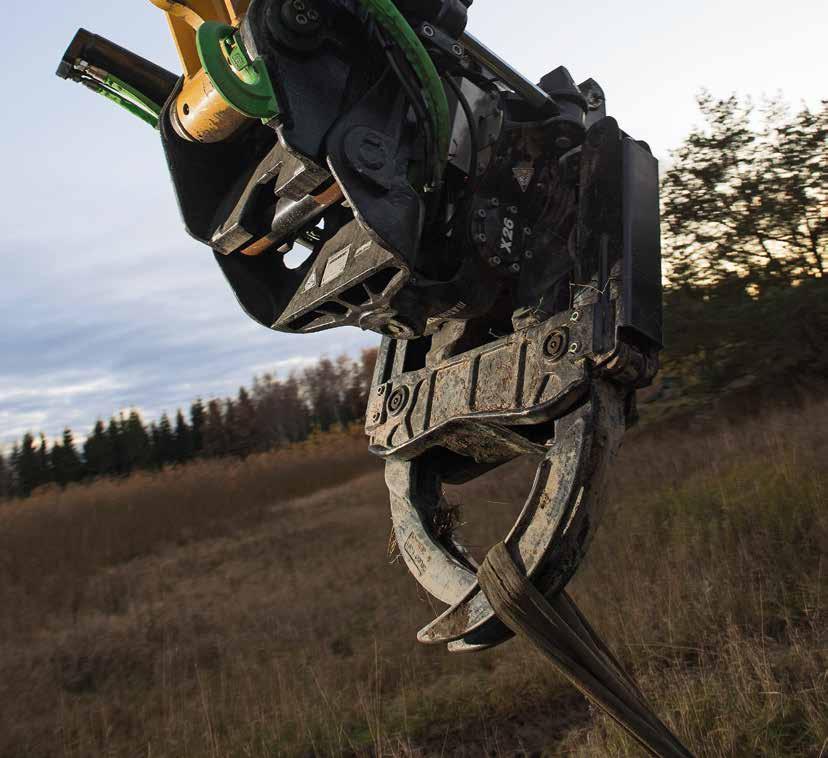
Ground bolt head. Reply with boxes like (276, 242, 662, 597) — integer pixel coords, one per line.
(358, 134, 387, 170)
(388, 386, 410, 416)
(524, 250, 534, 259)
(555, 136, 573, 150)
(292, 0, 305, 8)
(543, 330, 568, 360)
(570, 311, 580, 322)
(295, 13, 308, 24)
(477, 209, 487, 219)
(489, 256, 501, 266)
(569, 342, 580, 354)
(422, 24, 435, 37)
(508, 205, 518, 214)
(307, 8, 319, 20)
(509, 263, 521, 273)
(489, 197, 500, 207)
(452, 43, 464, 56)
(476, 233, 488, 243)
(377, 385, 386, 396)
(523, 227, 532, 236)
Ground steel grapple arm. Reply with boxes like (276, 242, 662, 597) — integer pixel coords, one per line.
(57, 0, 668, 727)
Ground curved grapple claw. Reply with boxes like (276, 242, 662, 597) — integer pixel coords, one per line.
(385, 381, 625, 650)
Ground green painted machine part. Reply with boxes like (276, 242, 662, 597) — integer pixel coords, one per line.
(196, 21, 279, 121)
(355, 0, 451, 184)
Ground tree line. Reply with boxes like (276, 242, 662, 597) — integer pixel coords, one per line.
(0, 349, 376, 499)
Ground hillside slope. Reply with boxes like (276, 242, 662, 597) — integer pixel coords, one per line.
(0, 402, 825, 757)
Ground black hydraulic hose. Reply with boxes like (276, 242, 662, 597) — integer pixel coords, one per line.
(374, 26, 436, 180)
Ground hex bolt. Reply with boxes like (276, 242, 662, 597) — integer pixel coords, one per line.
(377, 385, 386, 396)
(524, 250, 534, 259)
(543, 330, 568, 360)
(295, 13, 308, 24)
(371, 411, 381, 423)
(570, 311, 580, 322)
(510, 263, 521, 273)
(569, 341, 580, 354)
(523, 227, 533, 236)
(452, 43, 464, 56)
(307, 8, 319, 20)
(476, 233, 488, 243)
(489, 256, 501, 266)
(508, 205, 518, 214)
(422, 24, 435, 37)
(490, 197, 500, 207)
(292, 0, 305, 8)
(477, 209, 487, 219)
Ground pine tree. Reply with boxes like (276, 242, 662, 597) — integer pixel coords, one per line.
(16, 433, 39, 497)
(235, 387, 258, 457)
(0, 451, 9, 500)
(55, 428, 83, 485)
(8, 444, 21, 498)
(190, 399, 205, 457)
(107, 417, 127, 476)
(51, 430, 82, 488)
(174, 409, 193, 463)
(157, 413, 176, 467)
(202, 400, 227, 457)
(123, 411, 151, 471)
(36, 434, 52, 488)
(224, 399, 240, 456)
(148, 422, 162, 469)
(203, 400, 227, 458)
(83, 420, 111, 479)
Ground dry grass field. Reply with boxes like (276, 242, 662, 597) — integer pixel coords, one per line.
(0, 401, 825, 757)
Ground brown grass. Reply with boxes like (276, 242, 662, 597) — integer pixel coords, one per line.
(0, 405, 825, 757)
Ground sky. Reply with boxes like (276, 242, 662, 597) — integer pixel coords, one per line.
(1, 0, 825, 449)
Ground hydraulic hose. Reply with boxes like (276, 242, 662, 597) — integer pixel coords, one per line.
(355, 0, 450, 186)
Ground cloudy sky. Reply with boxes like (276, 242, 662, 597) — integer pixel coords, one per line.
(1, 0, 825, 449)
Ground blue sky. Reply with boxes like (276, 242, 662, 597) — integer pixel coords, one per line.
(1, 0, 825, 448)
